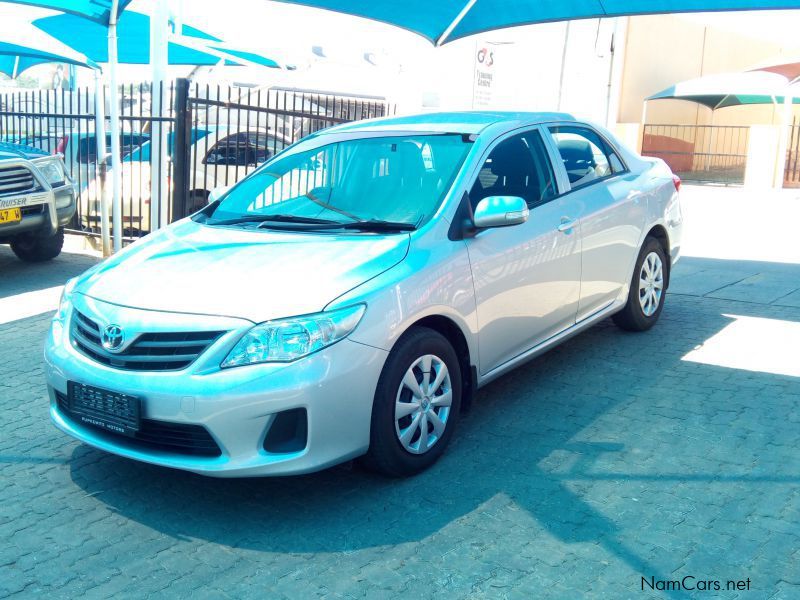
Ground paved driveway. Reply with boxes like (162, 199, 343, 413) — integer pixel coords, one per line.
(2, 187, 799, 598)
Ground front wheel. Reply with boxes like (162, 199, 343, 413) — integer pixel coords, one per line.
(612, 237, 667, 332)
(10, 227, 64, 262)
(361, 327, 462, 477)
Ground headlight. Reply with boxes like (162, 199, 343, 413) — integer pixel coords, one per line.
(56, 277, 77, 321)
(32, 157, 67, 186)
(221, 304, 366, 368)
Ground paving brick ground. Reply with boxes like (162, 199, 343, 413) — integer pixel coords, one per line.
(2, 212, 800, 598)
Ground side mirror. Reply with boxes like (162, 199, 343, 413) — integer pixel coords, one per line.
(473, 196, 529, 229)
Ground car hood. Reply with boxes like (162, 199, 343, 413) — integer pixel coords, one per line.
(0, 142, 48, 160)
(75, 219, 409, 322)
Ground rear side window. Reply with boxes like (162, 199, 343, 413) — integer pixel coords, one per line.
(470, 130, 557, 209)
(549, 126, 624, 189)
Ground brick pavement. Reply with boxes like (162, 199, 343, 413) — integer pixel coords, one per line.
(1, 239, 799, 599)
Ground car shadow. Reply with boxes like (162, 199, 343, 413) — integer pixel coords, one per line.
(0, 245, 100, 300)
(66, 293, 800, 597)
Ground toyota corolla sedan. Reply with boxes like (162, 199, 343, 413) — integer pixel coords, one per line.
(45, 112, 683, 478)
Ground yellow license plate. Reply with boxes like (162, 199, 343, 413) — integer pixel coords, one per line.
(0, 208, 22, 225)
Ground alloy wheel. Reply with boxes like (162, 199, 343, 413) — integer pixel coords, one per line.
(394, 354, 452, 454)
(638, 251, 664, 317)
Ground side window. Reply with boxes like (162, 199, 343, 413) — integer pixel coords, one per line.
(549, 126, 624, 188)
(469, 130, 557, 209)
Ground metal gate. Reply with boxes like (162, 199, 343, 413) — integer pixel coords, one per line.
(0, 83, 176, 239)
(0, 79, 393, 241)
(785, 117, 800, 188)
(642, 124, 749, 185)
(172, 82, 392, 221)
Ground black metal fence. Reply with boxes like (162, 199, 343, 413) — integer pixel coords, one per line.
(785, 117, 800, 188)
(0, 79, 393, 240)
(174, 83, 392, 221)
(642, 124, 750, 185)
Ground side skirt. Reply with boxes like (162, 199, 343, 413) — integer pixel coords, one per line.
(476, 299, 625, 388)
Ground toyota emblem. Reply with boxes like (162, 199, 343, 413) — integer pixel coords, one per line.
(101, 324, 125, 352)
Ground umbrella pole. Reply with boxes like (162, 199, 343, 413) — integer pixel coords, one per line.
(93, 69, 110, 257)
(108, 0, 123, 252)
(640, 100, 648, 153)
(150, 0, 169, 231)
(774, 91, 792, 188)
(557, 21, 570, 111)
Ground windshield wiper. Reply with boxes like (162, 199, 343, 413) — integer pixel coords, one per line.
(338, 219, 417, 232)
(207, 214, 340, 226)
(207, 213, 415, 232)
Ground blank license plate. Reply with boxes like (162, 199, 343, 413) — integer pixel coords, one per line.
(0, 208, 21, 225)
(68, 381, 141, 436)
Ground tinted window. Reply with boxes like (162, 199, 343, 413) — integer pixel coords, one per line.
(204, 133, 287, 167)
(549, 126, 624, 188)
(469, 130, 556, 209)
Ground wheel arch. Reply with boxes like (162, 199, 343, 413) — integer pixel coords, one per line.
(644, 224, 671, 289)
(404, 315, 476, 412)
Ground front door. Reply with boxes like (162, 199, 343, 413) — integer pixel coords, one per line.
(465, 129, 582, 375)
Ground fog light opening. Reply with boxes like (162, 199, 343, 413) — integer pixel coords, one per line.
(263, 408, 308, 454)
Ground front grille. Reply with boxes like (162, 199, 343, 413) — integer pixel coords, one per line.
(0, 165, 36, 196)
(71, 309, 225, 371)
(21, 204, 45, 216)
(56, 391, 222, 457)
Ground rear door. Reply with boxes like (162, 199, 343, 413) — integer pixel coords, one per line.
(465, 127, 582, 374)
(545, 125, 646, 321)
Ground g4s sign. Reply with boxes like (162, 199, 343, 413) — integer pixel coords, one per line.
(476, 47, 494, 67)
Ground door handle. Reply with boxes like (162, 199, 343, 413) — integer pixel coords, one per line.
(558, 217, 577, 233)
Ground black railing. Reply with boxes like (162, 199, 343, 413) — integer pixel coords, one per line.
(174, 84, 392, 221)
(0, 80, 393, 240)
(642, 124, 750, 185)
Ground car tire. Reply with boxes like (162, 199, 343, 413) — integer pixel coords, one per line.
(10, 227, 65, 262)
(361, 327, 462, 477)
(612, 236, 667, 332)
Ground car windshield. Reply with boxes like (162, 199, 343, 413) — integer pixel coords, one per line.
(206, 134, 472, 228)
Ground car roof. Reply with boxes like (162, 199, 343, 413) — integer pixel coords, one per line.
(323, 111, 576, 136)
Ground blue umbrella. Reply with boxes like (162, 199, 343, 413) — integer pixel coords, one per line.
(0, 21, 97, 78)
(0, 0, 133, 25)
(0, 41, 97, 77)
(33, 11, 280, 66)
(647, 71, 800, 109)
(277, 0, 800, 45)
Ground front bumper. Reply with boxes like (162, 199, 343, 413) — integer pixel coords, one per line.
(0, 181, 76, 240)
(44, 296, 388, 477)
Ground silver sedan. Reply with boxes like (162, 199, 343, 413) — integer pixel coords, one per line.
(45, 111, 683, 477)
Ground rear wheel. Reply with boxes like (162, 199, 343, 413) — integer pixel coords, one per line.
(612, 236, 667, 331)
(10, 227, 64, 262)
(361, 327, 462, 477)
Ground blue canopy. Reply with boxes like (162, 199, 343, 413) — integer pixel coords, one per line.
(34, 11, 248, 66)
(278, 0, 800, 44)
(0, 21, 97, 77)
(647, 71, 800, 109)
(0, 41, 96, 77)
(0, 0, 133, 25)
